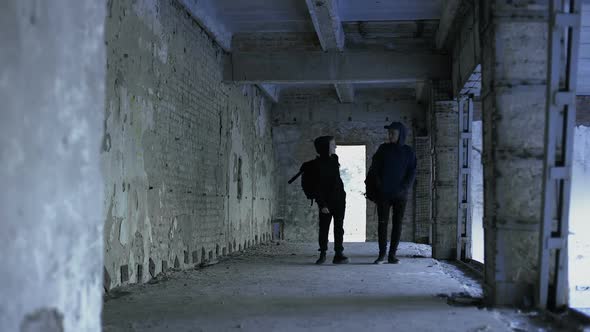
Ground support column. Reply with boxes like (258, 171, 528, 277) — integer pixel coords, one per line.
(414, 136, 433, 244)
(430, 81, 459, 259)
(0, 1, 106, 331)
(480, 1, 549, 306)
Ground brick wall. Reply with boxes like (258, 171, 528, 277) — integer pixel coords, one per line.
(272, 88, 426, 243)
(102, 0, 277, 289)
(414, 137, 432, 244)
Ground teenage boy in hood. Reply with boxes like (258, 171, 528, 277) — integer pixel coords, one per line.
(310, 136, 349, 264)
(369, 122, 417, 264)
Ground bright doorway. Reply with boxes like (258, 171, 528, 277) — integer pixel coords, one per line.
(329, 145, 367, 242)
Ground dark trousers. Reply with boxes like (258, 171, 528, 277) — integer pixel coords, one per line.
(318, 207, 345, 254)
(377, 199, 407, 256)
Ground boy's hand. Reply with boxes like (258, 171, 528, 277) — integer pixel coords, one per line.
(320, 207, 330, 214)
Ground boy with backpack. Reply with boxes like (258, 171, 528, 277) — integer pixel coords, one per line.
(298, 136, 349, 265)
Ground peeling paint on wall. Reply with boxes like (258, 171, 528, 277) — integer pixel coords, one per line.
(102, 0, 276, 288)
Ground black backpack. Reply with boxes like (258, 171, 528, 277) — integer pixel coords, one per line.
(364, 165, 379, 203)
(300, 159, 319, 200)
(288, 159, 319, 203)
(365, 146, 383, 203)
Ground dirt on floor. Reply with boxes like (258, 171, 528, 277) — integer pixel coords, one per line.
(102, 242, 585, 332)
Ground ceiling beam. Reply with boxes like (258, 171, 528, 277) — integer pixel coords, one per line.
(224, 51, 450, 84)
(257, 84, 280, 103)
(415, 81, 429, 106)
(435, 0, 461, 49)
(339, 0, 443, 22)
(435, 0, 468, 50)
(305, 0, 354, 103)
(334, 83, 355, 103)
(305, 0, 345, 50)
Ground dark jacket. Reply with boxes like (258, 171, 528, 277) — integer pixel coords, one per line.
(370, 123, 417, 200)
(311, 136, 346, 209)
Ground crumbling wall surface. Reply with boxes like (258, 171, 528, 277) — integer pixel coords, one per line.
(480, 0, 549, 306)
(429, 81, 459, 260)
(102, 0, 276, 289)
(272, 89, 424, 243)
(0, 0, 106, 331)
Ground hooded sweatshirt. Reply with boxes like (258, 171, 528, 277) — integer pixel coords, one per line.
(370, 122, 417, 200)
(311, 136, 346, 209)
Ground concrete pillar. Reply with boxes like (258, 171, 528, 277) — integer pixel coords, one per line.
(430, 81, 459, 259)
(414, 136, 433, 244)
(0, 1, 106, 331)
(480, 1, 548, 306)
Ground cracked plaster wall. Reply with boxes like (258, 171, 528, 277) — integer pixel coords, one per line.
(102, 0, 277, 289)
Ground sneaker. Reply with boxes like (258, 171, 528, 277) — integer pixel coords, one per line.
(374, 253, 386, 264)
(333, 254, 349, 264)
(316, 251, 327, 265)
(388, 255, 399, 264)
(315, 251, 326, 265)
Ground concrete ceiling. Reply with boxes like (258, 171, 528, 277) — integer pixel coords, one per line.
(180, 0, 590, 97)
(339, 0, 443, 22)
(343, 21, 438, 51)
(193, 0, 445, 100)
(213, 0, 314, 32)
(275, 81, 419, 91)
(188, 0, 443, 34)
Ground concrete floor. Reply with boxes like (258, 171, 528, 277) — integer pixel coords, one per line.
(102, 242, 565, 332)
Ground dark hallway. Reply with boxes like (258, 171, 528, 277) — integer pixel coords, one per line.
(1, 0, 590, 331)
